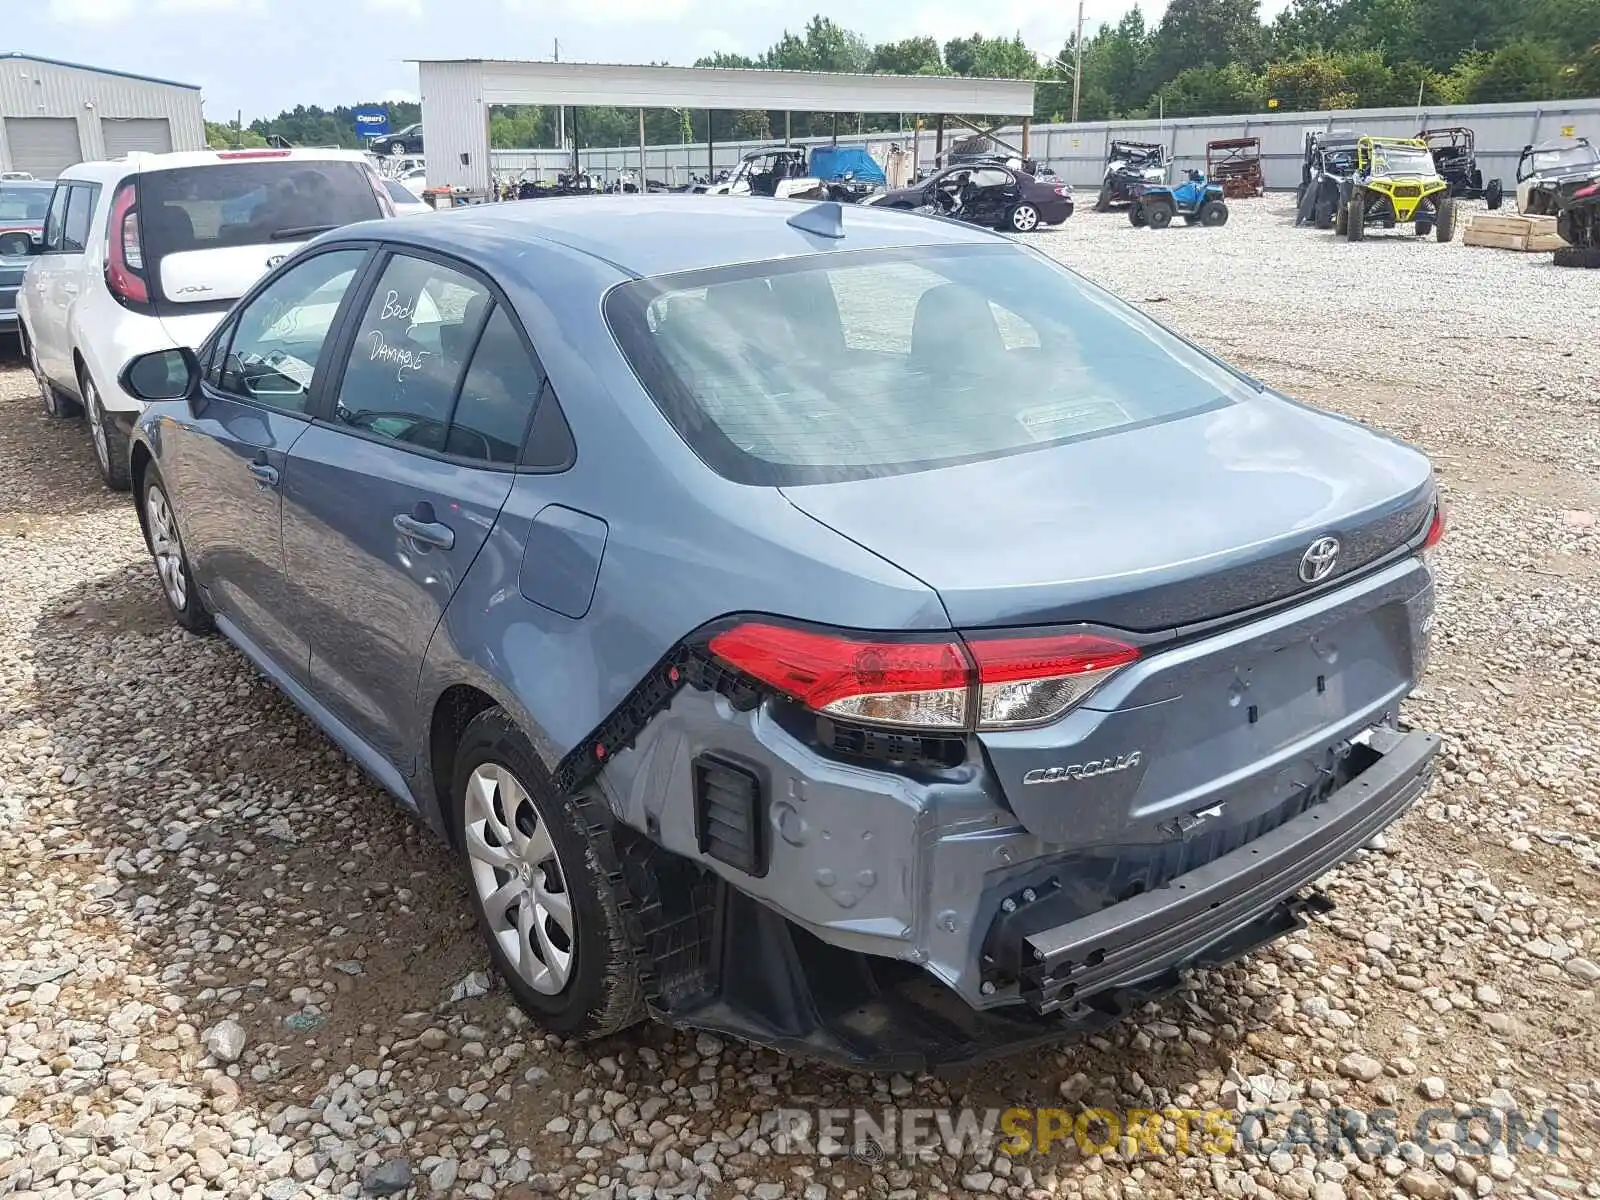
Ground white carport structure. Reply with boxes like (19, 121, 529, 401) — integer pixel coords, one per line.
(414, 59, 1037, 194)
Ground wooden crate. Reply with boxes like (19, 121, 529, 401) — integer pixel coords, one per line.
(1464, 212, 1566, 252)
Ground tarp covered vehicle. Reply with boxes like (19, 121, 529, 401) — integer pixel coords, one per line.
(1418, 127, 1502, 209)
(1096, 141, 1167, 210)
(808, 145, 885, 202)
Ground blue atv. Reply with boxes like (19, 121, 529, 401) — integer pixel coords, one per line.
(1129, 170, 1229, 228)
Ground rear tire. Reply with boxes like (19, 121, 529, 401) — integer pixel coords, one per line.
(25, 329, 79, 419)
(1144, 200, 1174, 230)
(1315, 197, 1335, 229)
(1553, 245, 1600, 268)
(1334, 195, 1349, 236)
(1007, 203, 1040, 233)
(81, 365, 130, 491)
(1199, 200, 1228, 227)
(1095, 182, 1113, 212)
(1485, 179, 1503, 210)
(1128, 204, 1147, 227)
(453, 709, 644, 1040)
(140, 466, 212, 635)
(1435, 198, 1457, 243)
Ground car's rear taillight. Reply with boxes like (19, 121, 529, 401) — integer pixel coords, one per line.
(1422, 505, 1445, 550)
(707, 622, 1139, 732)
(966, 633, 1140, 729)
(1419, 502, 1446, 569)
(105, 181, 148, 306)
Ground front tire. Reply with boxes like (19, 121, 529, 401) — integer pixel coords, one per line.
(1485, 179, 1503, 210)
(1435, 197, 1457, 242)
(1095, 182, 1113, 212)
(1199, 200, 1228, 226)
(141, 467, 212, 634)
(1128, 204, 1147, 227)
(1345, 192, 1366, 241)
(1007, 203, 1040, 233)
(81, 366, 130, 491)
(453, 710, 644, 1040)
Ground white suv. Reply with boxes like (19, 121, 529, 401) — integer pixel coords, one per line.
(17, 148, 392, 488)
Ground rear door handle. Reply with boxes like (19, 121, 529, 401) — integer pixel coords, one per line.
(247, 461, 279, 487)
(393, 513, 455, 550)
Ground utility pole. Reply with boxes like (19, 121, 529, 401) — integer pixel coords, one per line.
(1071, 0, 1085, 123)
(555, 39, 564, 152)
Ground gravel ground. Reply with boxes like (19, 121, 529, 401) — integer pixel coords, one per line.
(1, 193, 1597, 1200)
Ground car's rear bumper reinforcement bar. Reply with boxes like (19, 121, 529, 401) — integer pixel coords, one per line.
(1018, 729, 1440, 1014)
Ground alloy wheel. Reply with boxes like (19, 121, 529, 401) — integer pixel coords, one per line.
(463, 763, 575, 995)
(1011, 205, 1039, 232)
(145, 484, 188, 612)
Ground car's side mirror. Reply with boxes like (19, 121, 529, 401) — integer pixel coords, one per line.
(120, 346, 201, 404)
(0, 230, 37, 257)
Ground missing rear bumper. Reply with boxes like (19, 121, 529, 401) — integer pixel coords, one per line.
(1004, 728, 1438, 1014)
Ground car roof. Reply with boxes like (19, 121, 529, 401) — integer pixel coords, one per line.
(343, 194, 1011, 279)
(56, 147, 374, 184)
(1528, 137, 1591, 151)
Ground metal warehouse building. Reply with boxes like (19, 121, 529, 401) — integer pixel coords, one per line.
(0, 52, 205, 179)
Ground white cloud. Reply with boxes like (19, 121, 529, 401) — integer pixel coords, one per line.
(366, 0, 424, 16)
(48, 0, 260, 20)
(504, 0, 696, 24)
(46, 0, 134, 21)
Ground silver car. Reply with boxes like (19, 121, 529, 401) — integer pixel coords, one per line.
(118, 196, 1443, 1069)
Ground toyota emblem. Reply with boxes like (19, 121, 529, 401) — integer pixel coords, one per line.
(1298, 536, 1341, 584)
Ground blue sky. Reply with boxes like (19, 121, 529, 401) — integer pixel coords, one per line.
(16, 0, 1290, 123)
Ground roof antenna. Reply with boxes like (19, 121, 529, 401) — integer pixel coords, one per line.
(786, 200, 845, 239)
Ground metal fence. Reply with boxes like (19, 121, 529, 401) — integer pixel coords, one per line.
(488, 96, 1600, 191)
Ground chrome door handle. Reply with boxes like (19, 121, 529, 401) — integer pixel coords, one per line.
(247, 461, 278, 487)
(393, 513, 455, 550)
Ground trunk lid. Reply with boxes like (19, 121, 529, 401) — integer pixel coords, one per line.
(784, 393, 1437, 875)
(780, 394, 1434, 633)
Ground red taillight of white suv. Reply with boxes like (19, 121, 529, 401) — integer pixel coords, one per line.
(707, 622, 1140, 732)
(105, 180, 150, 309)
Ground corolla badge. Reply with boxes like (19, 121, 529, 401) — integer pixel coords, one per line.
(1022, 751, 1142, 785)
(1298, 535, 1341, 584)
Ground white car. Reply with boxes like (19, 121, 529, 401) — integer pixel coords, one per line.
(382, 178, 431, 215)
(17, 147, 393, 489)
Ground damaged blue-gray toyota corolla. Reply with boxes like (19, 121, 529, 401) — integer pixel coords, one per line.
(118, 195, 1443, 1070)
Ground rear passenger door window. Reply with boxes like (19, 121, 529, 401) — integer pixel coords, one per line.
(447, 306, 542, 463)
(333, 254, 491, 454)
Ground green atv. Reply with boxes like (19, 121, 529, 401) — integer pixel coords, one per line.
(1337, 137, 1457, 243)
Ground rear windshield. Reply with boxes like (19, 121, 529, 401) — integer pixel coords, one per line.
(0, 187, 50, 224)
(383, 179, 416, 204)
(138, 160, 380, 259)
(605, 244, 1256, 486)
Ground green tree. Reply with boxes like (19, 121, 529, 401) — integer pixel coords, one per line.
(943, 32, 1037, 78)
(1156, 62, 1263, 115)
(869, 37, 945, 75)
(1147, 0, 1264, 90)
(1464, 39, 1566, 102)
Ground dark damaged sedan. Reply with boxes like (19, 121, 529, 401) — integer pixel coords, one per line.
(871, 161, 1074, 232)
(119, 196, 1442, 1070)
